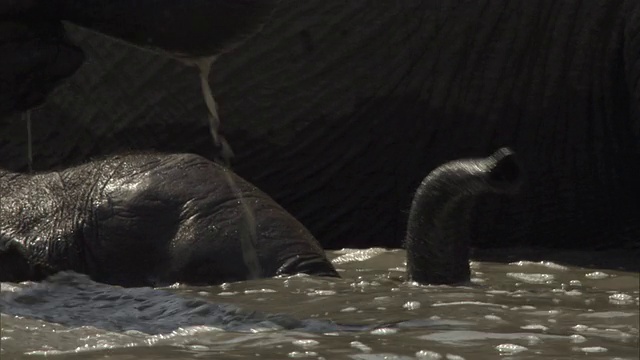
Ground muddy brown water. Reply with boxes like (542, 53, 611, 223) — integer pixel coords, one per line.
(1, 248, 638, 359)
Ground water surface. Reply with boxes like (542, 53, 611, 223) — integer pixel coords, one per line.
(1, 249, 638, 359)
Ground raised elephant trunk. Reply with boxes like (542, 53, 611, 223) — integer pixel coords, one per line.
(405, 148, 522, 285)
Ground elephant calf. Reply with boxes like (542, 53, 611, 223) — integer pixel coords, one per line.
(0, 153, 338, 286)
(0, 149, 522, 286)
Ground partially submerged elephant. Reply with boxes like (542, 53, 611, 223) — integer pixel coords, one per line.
(0, 149, 521, 286)
(1, 0, 637, 255)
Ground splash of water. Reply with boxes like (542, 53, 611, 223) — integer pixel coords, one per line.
(23, 110, 33, 172)
(180, 57, 261, 280)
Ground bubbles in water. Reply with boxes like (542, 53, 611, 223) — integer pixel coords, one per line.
(431, 301, 508, 309)
(585, 272, 609, 279)
(292, 339, 320, 349)
(331, 248, 388, 265)
(509, 261, 568, 270)
(244, 289, 277, 294)
(609, 293, 633, 305)
(370, 328, 397, 335)
(520, 324, 548, 332)
(416, 350, 442, 359)
(506, 273, 555, 284)
(578, 311, 635, 318)
(288, 351, 318, 358)
(2, 251, 638, 358)
(307, 290, 336, 296)
(403, 301, 421, 310)
(495, 343, 528, 354)
(576, 346, 608, 353)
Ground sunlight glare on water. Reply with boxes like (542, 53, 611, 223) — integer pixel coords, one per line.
(1, 249, 638, 359)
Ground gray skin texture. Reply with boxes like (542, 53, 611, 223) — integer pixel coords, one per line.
(0, 0, 277, 115)
(0, 14, 84, 113)
(0, 1, 639, 255)
(0, 153, 337, 286)
(34, 0, 281, 57)
(0, 149, 520, 286)
(405, 148, 522, 284)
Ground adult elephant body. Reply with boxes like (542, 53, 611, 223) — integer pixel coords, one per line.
(0, 0, 638, 251)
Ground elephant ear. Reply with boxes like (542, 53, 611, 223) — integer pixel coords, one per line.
(626, 0, 640, 137)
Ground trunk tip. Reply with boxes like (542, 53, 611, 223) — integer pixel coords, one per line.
(488, 147, 523, 194)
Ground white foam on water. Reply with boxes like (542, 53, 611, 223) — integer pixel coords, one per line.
(569, 334, 587, 343)
(419, 330, 568, 344)
(288, 351, 318, 358)
(403, 301, 421, 310)
(292, 339, 320, 348)
(609, 293, 634, 305)
(585, 271, 609, 279)
(431, 301, 508, 309)
(415, 350, 442, 359)
(520, 324, 548, 331)
(509, 261, 569, 270)
(578, 311, 635, 318)
(495, 343, 528, 354)
(370, 328, 397, 335)
(506, 272, 555, 284)
(576, 346, 608, 353)
(331, 248, 388, 265)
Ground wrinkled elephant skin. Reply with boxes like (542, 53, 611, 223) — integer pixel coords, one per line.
(0, 153, 338, 286)
(0, 0, 638, 252)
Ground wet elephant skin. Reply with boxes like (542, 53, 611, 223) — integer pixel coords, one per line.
(0, 0, 638, 252)
(0, 153, 337, 286)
